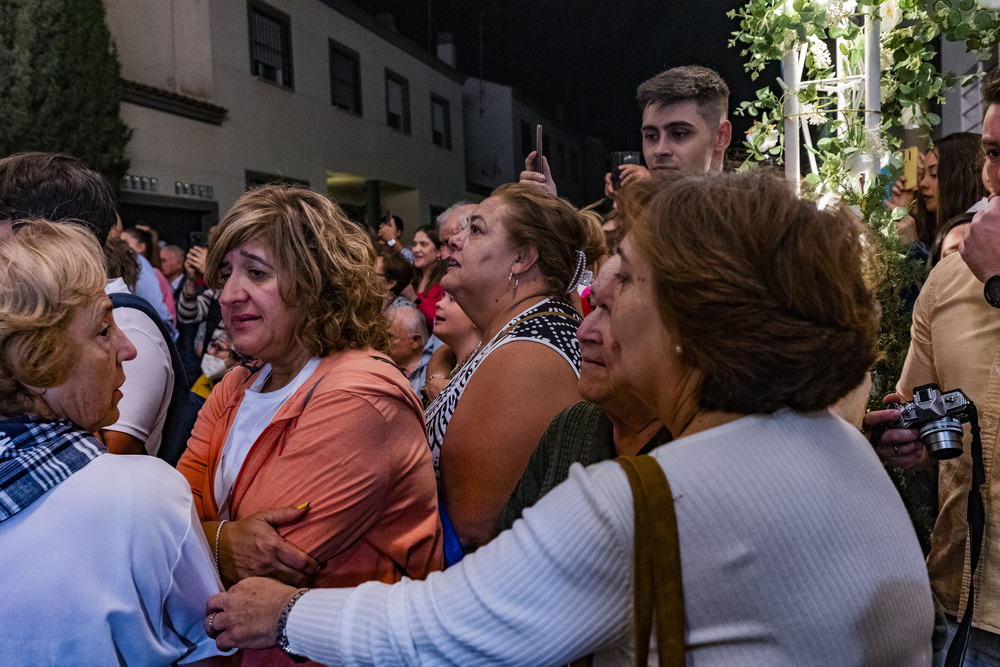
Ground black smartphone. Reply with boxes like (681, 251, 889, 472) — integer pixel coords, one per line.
(189, 230, 207, 248)
(611, 151, 642, 190)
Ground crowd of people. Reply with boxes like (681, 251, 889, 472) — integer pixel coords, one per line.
(0, 60, 999, 666)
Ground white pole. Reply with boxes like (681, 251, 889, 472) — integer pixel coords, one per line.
(865, 8, 882, 178)
(783, 48, 801, 190)
(782, 0, 800, 190)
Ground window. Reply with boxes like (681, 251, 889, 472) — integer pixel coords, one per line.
(431, 95, 451, 149)
(385, 70, 410, 133)
(329, 40, 361, 114)
(248, 1, 293, 89)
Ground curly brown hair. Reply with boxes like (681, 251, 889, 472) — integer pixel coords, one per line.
(0, 221, 107, 414)
(205, 185, 391, 356)
(619, 170, 879, 414)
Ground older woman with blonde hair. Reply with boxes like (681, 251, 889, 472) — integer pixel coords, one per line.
(176, 185, 441, 665)
(209, 170, 932, 665)
(0, 221, 231, 665)
(426, 183, 606, 554)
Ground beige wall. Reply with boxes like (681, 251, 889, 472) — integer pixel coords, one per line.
(107, 0, 467, 231)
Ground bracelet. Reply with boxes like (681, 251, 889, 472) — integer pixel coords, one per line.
(427, 374, 448, 381)
(277, 588, 311, 662)
(213, 520, 228, 576)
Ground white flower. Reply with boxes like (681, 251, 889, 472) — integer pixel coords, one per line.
(881, 76, 899, 102)
(879, 0, 902, 33)
(823, 0, 859, 25)
(865, 128, 889, 162)
(746, 121, 780, 152)
(809, 35, 832, 71)
(801, 101, 827, 125)
(979, 0, 1000, 8)
(845, 152, 876, 194)
(900, 104, 922, 130)
(880, 44, 894, 70)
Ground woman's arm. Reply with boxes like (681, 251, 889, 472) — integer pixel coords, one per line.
(224, 385, 437, 578)
(209, 460, 635, 665)
(176, 371, 320, 587)
(439, 341, 581, 550)
(423, 344, 456, 403)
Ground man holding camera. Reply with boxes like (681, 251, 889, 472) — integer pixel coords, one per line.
(866, 65, 1000, 664)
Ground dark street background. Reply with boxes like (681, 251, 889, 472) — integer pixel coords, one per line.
(353, 0, 773, 151)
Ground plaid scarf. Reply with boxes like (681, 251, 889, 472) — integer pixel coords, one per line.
(0, 416, 105, 523)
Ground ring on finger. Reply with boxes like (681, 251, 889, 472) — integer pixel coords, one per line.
(893, 445, 899, 456)
(208, 612, 217, 635)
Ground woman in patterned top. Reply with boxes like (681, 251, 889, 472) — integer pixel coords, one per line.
(426, 183, 605, 552)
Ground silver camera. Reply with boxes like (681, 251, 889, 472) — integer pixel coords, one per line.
(892, 383, 971, 460)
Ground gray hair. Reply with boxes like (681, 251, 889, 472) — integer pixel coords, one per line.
(388, 303, 428, 346)
(435, 201, 474, 229)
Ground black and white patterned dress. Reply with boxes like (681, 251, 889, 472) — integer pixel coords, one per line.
(424, 297, 582, 476)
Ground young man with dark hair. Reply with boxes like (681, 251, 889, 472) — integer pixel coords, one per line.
(519, 65, 732, 195)
(634, 64, 732, 175)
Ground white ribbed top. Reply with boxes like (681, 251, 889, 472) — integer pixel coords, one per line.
(287, 409, 934, 666)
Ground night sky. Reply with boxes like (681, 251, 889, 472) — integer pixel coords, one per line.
(351, 0, 777, 151)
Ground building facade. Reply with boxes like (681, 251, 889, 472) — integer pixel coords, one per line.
(462, 76, 606, 207)
(105, 0, 468, 246)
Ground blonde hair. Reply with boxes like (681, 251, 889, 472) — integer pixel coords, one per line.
(205, 185, 391, 356)
(490, 183, 606, 295)
(0, 220, 107, 413)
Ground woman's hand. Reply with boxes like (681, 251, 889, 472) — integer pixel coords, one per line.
(185, 245, 208, 280)
(519, 152, 557, 196)
(218, 505, 321, 587)
(206, 577, 299, 651)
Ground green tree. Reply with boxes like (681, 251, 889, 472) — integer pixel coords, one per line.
(0, 0, 131, 185)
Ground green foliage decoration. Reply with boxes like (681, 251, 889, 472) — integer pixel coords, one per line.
(728, 0, 1000, 407)
(0, 0, 131, 186)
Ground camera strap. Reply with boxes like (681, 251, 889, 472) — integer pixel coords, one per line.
(945, 402, 984, 667)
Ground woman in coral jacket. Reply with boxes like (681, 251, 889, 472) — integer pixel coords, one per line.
(176, 185, 442, 666)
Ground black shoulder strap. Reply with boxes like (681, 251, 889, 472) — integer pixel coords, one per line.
(109, 292, 189, 386)
(109, 292, 202, 466)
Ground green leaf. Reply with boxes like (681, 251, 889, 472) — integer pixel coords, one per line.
(959, 0, 974, 10)
(805, 172, 822, 185)
(973, 10, 995, 30)
(927, 112, 941, 125)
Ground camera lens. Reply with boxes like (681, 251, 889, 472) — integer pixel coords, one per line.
(920, 417, 964, 460)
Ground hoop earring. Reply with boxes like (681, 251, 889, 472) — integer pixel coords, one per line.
(508, 271, 519, 290)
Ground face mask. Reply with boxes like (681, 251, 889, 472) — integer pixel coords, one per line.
(201, 353, 229, 381)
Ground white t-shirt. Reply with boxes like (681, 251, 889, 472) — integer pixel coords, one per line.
(105, 278, 174, 456)
(214, 358, 322, 517)
(0, 454, 231, 665)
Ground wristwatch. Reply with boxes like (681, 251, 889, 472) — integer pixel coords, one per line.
(985, 275, 1000, 309)
(387, 238, 397, 247)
